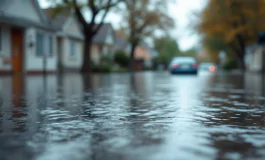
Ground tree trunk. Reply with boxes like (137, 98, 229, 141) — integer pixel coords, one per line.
(236, 53, 245, 71)
(81, 34, 93, 73)
(238, 52, 245, 71)
(235, 35, 246, 71)
(238, 50, 246, 72)
(233, 46, 246, 71)
(129, 43, 137, 72)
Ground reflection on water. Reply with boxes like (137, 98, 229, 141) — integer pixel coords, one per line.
(0, 72, 265, 160)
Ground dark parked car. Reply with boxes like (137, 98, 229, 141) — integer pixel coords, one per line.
(168, 57, 198, 74)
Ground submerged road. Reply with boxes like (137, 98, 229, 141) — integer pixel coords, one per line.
(0, 71, 265, 160)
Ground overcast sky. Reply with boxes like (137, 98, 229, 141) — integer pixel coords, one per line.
(169, 0, 207, 51)
(38, 0, 207, 51)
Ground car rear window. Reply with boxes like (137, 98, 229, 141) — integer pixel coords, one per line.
(172, 57, 196, 63)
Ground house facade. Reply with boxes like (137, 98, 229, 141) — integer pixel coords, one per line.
(245, 44, 264, 72)
(0, 0, 57, 74)
(44, 8, 84, 72)
(91, 23, 116, 65)
(134, 43, 153, 70)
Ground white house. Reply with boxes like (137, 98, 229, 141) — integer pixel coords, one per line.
(44, 8, 84, 72)
(245, 44, 264, 72)
(91, 23, 116, 65)
(0, 0, 57, 74)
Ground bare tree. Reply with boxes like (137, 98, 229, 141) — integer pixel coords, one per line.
(51, 0, 123, 73)
(122, 0, 174, 71)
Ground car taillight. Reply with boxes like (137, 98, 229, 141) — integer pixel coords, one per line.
(209, 66, 216, 72)
(192, 64, 198, 68)
(173, 64, 180, 68)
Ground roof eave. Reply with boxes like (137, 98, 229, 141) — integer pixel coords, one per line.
(0, 15, 58, 31)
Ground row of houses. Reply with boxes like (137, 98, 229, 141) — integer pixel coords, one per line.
(0, 0, 155, 74)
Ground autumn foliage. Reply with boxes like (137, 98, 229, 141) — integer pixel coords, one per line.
(122, 0, 175, 71)
(197, 0, 265, 70)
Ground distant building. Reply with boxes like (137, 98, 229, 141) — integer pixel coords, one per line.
(134, 43, 153, 70)
(91, 23, 116, 65)
(0, 0, 57, 74)
(115, 31, 131, 55)
(245, 44, 264, 72)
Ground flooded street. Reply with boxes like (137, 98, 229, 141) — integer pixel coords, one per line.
(0, 71, 265, 160)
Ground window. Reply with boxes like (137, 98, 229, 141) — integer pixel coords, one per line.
(36, 33, 44, 56)
(36, 33, 53, 57)
(69, 40, 76, 58)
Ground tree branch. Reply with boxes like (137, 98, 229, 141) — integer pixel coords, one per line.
(72, 0, 88, 31)
(89, 0, 99, 16)
(97, 0, 123, 11)
(92, 11, 108, 35)
(92, 0, 122, 35)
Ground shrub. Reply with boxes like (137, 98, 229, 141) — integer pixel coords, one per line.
(99, 64, 112, 73)
(113, 67, 129, 72)
(92, 55, 113, 73)
(114, 50, 129, 67)
(100, 55, 113, 66)
(222, 59, 238, 70)
(92, 64, 112, 73)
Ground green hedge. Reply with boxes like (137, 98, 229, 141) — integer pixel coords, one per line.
(114, 50, 129, 67)
(222, 59, 238, 70)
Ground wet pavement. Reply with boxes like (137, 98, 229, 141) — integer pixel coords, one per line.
(0, 71, 265, 160)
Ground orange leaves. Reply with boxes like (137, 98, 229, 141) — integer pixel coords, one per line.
(197, 0, 265, 45)
(124, 0, 174, 44)
(225, 26, 245, 42)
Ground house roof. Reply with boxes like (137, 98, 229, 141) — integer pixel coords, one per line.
(0, 0, 9, 10)
(43, 8, 84, 40)
(0, 0, 56, 31)
(0, 15, 56, 31)
(139, 42, 150, 49)
(32, 0, 50, 23)
(43, 8, 71, 29)
(115, 32, 130, 51)
(93, 23, 114, 43)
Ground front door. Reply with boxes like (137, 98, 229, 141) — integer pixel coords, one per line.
(11, 28, 23, 73)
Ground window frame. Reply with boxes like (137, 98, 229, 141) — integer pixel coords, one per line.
(36, 32, 53, 57)
(69, 39, 77, 60)
(0, 27, 2, 52)
(36, 32, 44, 57)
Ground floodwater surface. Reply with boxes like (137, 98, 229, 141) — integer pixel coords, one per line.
(0, 71, 265, 160)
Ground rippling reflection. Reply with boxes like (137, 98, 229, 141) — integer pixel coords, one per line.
(0, 72, 265, 160)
